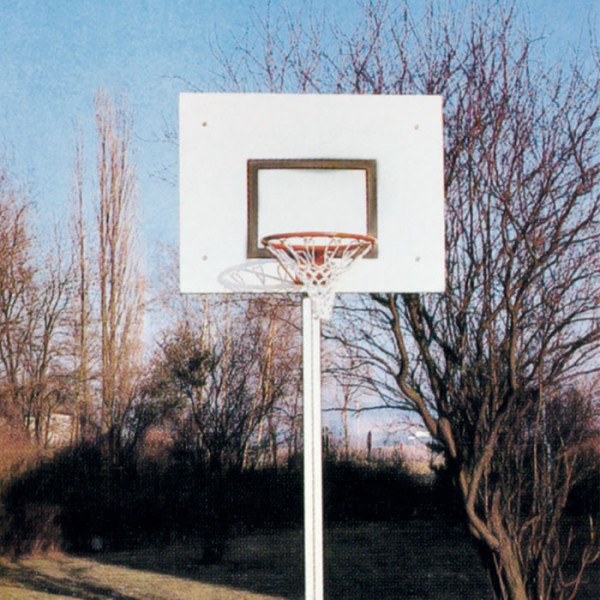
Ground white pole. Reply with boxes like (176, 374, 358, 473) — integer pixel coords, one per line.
(303, 296, 324, 600)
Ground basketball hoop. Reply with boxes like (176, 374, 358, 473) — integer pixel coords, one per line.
(261, 232, 376, 320)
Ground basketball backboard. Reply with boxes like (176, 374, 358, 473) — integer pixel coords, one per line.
(179, 93, 445, 295)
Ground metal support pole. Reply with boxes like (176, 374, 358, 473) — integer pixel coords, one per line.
(303, 296, 324, 600)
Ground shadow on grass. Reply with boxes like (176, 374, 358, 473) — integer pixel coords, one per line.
(3, 520, 599, 600)
(85, 519, 600, 600)
(0, 559, 139, 599)
(94, 527, 305, 600)
(324, 521, 492, 600)
(93, 519, 495, 600)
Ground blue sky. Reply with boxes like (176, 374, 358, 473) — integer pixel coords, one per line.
(0, 0, 597, 261)
(0, 0, 252, 249)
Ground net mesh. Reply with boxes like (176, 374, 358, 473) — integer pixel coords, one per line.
(261, 232, 375, 320)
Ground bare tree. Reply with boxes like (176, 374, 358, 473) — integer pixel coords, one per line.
(152, 246, 305, 469)
(325, 341, 373, 461)
(95, 90, 146, 460)
(67, 130, 94, 442)
(243, 297, 303, 469)
(145, 289, 302, 472)
(220, 1, 600, 598)
(23, 241, 72, 447)
(0, 164, 34, 428)
(0, 163, 72, 446)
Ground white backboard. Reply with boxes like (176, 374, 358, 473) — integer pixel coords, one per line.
(179, 93, 445, 294)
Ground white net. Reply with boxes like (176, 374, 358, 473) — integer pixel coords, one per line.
(261, 232, 375, 320)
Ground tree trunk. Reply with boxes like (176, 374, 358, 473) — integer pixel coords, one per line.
(495, 544, 528, 600)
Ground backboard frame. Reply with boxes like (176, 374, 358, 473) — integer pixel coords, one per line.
(247, 158, 378, 259)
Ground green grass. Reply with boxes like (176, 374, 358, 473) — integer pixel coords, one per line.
(0, 520, 598, 599)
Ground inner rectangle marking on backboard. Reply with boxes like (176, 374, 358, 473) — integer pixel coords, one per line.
(247, 159, 378, 258)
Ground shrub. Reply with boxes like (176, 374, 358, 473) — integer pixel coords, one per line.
(0, 441, 462, 559)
